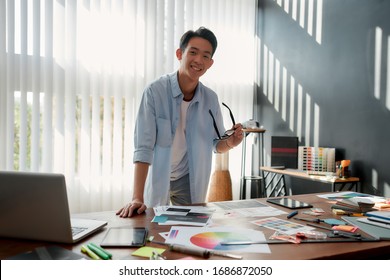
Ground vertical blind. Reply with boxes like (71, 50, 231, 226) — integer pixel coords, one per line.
(0, 0, 257, 213)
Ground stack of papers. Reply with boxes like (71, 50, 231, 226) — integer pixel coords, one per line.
(318, 191, 386, 202)
(356, 211, 390, 230)
(152, 206, 215, 226)
(331, 197, 375, 213)
(373, 201, 390, 210)
(319, 192, 390, 212)
(359, 211, 390, 230)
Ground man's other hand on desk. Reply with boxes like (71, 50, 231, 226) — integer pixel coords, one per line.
(116, 199, 146, 218)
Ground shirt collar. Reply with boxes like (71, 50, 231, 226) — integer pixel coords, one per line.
(169, 71, 202, 103)
(169, 71, 182, 98)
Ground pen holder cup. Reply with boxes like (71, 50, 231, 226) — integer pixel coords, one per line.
(341, 167, 350, 178)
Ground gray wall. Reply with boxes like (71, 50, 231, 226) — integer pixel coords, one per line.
(255, 0, 390, 196)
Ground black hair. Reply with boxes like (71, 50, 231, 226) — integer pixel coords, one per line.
(179, 27, 218, 57)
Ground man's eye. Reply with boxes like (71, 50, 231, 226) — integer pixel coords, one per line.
(190, 51, 197, 55)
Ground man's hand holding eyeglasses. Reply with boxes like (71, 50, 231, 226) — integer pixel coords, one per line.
(221, 123, 244, 152)
(228, 123, 244, 146)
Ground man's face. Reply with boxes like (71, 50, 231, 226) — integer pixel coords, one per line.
(176, 37, 214, 81)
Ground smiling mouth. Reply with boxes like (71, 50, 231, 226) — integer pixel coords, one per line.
(191, 64, 203, 71)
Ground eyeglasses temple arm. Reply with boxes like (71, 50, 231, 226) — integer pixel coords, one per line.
(209, 110, 222, 140)
(222, 102, 236, 126)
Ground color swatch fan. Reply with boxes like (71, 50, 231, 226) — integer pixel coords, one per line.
(190, 232, 251, 251)
(165, 226, 271, 254)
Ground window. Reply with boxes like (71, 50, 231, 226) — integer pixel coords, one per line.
(0, 0, 257, 212)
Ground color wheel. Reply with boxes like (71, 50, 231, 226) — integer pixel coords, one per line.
(190, 232, 250, 251)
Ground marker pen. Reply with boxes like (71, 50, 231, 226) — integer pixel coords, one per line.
(81, 244, 101, 260)
(87, 243, 110, 260)
(90, 242, 112, 258)
(287, 210, 298, 219)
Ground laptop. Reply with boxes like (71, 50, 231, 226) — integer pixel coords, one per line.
(0, 171, 107, 244)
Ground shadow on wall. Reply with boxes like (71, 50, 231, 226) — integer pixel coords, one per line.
(255, 0, 390, 197)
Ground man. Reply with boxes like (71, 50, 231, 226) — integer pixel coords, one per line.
(117, 27, 243, 218)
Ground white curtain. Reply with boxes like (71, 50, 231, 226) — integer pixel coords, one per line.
(0, 0, 257, 213)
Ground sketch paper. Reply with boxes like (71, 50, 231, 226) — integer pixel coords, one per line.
(211, 199, 287, 217)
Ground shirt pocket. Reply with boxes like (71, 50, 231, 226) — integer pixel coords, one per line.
(156, 117, 173, 147)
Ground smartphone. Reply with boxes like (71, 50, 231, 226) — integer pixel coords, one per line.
(100, 227, 148, 247)
(266, 198, 313, 209)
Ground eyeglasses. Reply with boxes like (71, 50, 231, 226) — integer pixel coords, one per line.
(209, 102, 236, 140)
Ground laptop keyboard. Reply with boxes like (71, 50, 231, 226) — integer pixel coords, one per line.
(72, 226, 87, 236)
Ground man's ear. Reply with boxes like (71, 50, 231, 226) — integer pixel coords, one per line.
(176, 48, 182, 60)
(209, 58, 214, 68)
(204, 58, 214, 71)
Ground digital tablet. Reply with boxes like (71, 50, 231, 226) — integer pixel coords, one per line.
(266, 198, 313, 209)
(100, 227, 148, 247)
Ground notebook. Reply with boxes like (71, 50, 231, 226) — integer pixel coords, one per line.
(0, 171, 107, 244)
(357, 217, 390, 230)
(365, 211, 390, 221)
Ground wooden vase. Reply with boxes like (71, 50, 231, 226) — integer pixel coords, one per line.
(207, 170, 233, 202)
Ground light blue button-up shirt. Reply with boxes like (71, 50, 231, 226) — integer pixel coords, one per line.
(133, 71, 225, 207)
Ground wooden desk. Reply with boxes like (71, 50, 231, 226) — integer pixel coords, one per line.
(1, 193, 388, 260)
(261, 167, 360, 196)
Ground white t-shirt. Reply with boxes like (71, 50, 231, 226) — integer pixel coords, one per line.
(170, 100, 190, 180)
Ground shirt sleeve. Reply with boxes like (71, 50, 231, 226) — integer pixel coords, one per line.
(210, 94, 225, 153)
(133, 87, 157, 164)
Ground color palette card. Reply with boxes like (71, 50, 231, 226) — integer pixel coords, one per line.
(251, 217, 315, 235)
